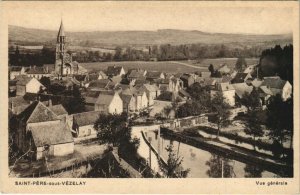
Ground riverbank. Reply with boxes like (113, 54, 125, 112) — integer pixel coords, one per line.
(160, 127, 293, 177)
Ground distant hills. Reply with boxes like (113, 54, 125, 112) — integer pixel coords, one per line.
(9, 25, 292, 48)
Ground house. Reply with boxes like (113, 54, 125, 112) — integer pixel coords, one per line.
(146, 71, 165, 81)
(87, 79, 116, 91)
(262, 76, 292, 101)
(258, 86, 273, 106)
(120, 93, 136, 112)
(139, 84, 160, 106)
(97, 71, 108, 80)
(72, 111, 100, 138)
(127, 69, 147, 81)
(231, 72, 252, 84)
(16, 101, 74, 160)
(180, 73, 196, 88)
(211, 83, 235, 106)
(48, 103, 68, 122)
(232, 83, 254, 100)
(251, 78, 263, 88)
(106, 66, 125, 78)
(26, 66, 52, 79)
(83, 90, 102, 111)
(9, 66, 26, 80)
(15, 76, 45, 96)
(95, 91, 123, 114)
(74, 74, 89, 87)
(122, 87, 148, 111)
(244, 64, 257, 74)
(217, 64, 232, 75)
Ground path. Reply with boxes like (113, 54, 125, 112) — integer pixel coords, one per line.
(170, 61, 206, 69)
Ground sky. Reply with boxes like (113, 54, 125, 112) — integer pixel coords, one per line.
(4, 1, 294, 35)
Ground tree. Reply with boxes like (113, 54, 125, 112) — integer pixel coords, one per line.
(40, 76, 51, 89)
(235, 57, 247, 72)
(240, 88, 261, 112)
(211, 92, 231, 139)
(94, 113, 130, 147)
(159, 143, 190, 178)
(208, 64, 214, 75)
(244, 164, 263, 178)
(244, 110, 264, 150)
(266, 95, 293, 153)
(206, 154, 235, 178)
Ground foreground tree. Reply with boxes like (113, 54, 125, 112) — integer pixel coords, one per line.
(240, 88, 261, 112)
(94, 112, 130, 147)
(235, 57, 247, 72)
(211, 92, 231, 138)
(243, 110, 264, 150)
(244, 164, 263, 178)
(159, 143, 190, 178)
(206, 154, 235, 178)
(266, 95, 292, 150)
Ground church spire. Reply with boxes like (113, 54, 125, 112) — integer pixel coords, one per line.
(57, 19, 65, 41)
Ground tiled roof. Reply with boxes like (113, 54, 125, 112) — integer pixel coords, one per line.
(142, 84, 159, 92)
(27, 67, 47, 74)
(251, 79, 263, 88)
(146, 71, 163, 79)
(15, 75, 33, 86)
(84, 91, 101, 104)
(262, 77, 287, 89)
(128, 69, 145, 78)
(259, 86, 273, 96)
(73, 111, 101, 127)
(88, 79, 111, 89)
(232, 83, 253, 98)
(95, 92, 116, 106)
(49, 104, 68, 116)
(120, 93, 133, 105)
(43, 64, 55, 73)
(30, 122, 73, 147)
(18, 101, 59, 124)
(232, 73, 249, 83)
(9, 66, 23, 72)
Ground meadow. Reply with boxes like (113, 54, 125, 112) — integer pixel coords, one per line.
(81, 58, 259, 73)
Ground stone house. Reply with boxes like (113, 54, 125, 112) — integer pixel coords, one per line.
(139, 84, 160, 106)
(120, 93, 136, 112)
(211, 83, 235, 107)
(15, 101, 74, 160)
(95, 91, 123, 114)
(122, 87, 148, 111)
(127, 69, 147, 82)
(15, 76, 45, 96)
(231, 72, 252, 84)
(26, 66, 52, 79)
(72, 111, 100, 138)
(146, 71, 165, 81)
(262, 76, 292, 101)
(180, 73, 196, 88)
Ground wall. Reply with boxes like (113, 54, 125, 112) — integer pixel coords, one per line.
(108, 94, 123, 114)
(78, 125, 97, 138)
(26, 78, 43, 94)
(131, 124, 161, 133)
(53, 142, 74, 156)
(223, 90, 235, 107)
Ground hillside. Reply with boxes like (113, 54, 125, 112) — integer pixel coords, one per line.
(9, 25, 292, 48)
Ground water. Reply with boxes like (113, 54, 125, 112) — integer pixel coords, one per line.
(132, 129, 279, 178)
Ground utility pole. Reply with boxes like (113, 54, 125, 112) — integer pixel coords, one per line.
(148, 137, 152, 169)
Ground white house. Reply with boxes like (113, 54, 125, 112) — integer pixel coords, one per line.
(95, 91, 123, 114)
(211, 83, 235, 106)
(262, 76, 292, 101)
(72, 111, 100, 139)
(15, 76, 45, 96)
(139, 84, 160, 106)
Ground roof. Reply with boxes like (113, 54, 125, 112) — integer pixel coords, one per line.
(88, 79, 111, 89)
(43, 64, 55, 73)
(179, 89, 191, 98)
(84, 91, 101, 104)
(128, 69, 145, 78)
(9, 96, 30, 108)
(251, 79, 263, 88)
(49, 104, 68, 116)
(218, 64, 231, 73)
(30, 122, 73, 147)
(262, 77, 287, 89)
(95, 92, 116, 106)
(18, 101, 59, 124)
(217, 83, 234, 91)
(232, 73, 250, 83)
(15, 76, 33, 86)
(244, 64, 257, 74)
(9, 66, 23, 72)
(143, 84, 159, 92)
(110, 75, 122, 84)
(26, 66, 48, 74)
(259, 86, 273, 97)
(146, 71, 163, 79)
(200, 71, 211, 78)
(180, 74, 192, 80)
(107, 66, 123, 76)
(232, 83, 253, 98)
(73, 111, 101, 127)
(120, 93, 133, 105)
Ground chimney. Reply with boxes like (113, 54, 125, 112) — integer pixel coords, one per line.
(48, 98, 52, 107)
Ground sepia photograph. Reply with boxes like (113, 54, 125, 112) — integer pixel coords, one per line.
(1, 1, 299, 194)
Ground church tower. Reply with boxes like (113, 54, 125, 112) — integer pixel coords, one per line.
(55, 20, 66, 76)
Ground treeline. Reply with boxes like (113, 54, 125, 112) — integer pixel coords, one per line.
(258, 44, 293, 84)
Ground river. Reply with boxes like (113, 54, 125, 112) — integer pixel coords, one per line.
(132, 129, 279, 178)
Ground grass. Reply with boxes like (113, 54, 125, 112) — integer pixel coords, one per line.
(81, 58, 259, 73)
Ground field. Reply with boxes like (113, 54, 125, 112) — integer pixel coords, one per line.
(81, 58, 259, 73)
